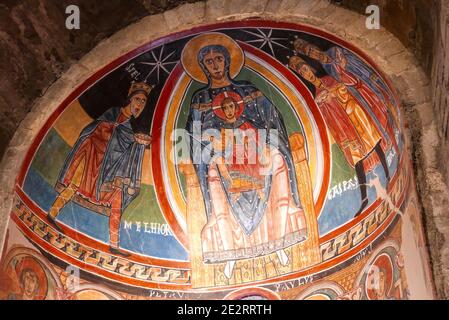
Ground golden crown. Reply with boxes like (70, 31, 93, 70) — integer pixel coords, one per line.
(128, 81, 153, 97)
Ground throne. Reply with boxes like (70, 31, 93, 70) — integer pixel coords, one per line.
(179, 132, 321, 288)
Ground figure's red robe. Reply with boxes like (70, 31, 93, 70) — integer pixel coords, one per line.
(333, 64, 398, 153)
(224, 122, 265, 192)
(62, 113, 129, 208)
(317, 76, 381, 171)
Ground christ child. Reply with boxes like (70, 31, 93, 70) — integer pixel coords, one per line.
(213, 96, 268, 202)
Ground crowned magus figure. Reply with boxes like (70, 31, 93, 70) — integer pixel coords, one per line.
(47, 82, 153, 256)
(289, 56, 391, 217)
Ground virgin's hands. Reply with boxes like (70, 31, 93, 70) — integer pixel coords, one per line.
(257, 188, 265, 201)
(259, 147, 272, 168)
(230, 192, 241, 202)
(217, 163, 232, 184)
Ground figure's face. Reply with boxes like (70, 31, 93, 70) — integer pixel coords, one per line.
(22, 271, 38, 298)
(307, 46, 331, 64)
(222, 100, 237, 121)
(308, 46, 322, 60)
(203, 51, 226, 81)
(293, 39, 308, 53)
(130, 93, 147, 118)
(299, 64, 316, 83)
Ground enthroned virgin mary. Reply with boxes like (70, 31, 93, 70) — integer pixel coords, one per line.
(181, 33, 308, 278)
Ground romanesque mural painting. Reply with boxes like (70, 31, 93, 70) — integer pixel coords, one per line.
(0, 20, 434, 299)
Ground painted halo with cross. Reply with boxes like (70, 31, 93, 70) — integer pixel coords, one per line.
(211, 91, 245, 121)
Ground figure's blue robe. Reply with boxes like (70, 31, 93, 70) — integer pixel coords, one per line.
(185, 82, 302, 235)
(56, 107, 145, 214)
(324, 47, 395, 104)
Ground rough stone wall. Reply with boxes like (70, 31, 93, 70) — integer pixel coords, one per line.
(431, 2, 449, 191)
(334, 0, 437, 74)
(428, 0, 449, 299)
(336, 0, 449, 298)
(0, 0, 197, 158)
(0, 0, 449, 298)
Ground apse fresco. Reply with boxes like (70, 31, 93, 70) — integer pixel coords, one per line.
(0, 20, 435, 299)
